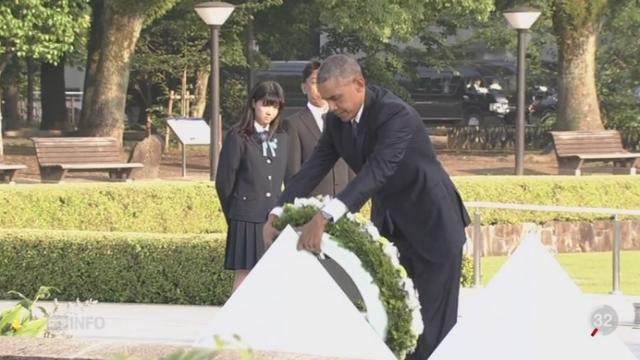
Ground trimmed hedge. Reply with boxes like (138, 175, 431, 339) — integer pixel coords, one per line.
(1, 177, 636, 304)
(0, 229, 232, 305)
(455, 176, 640, 224)
(0, 176, 638, 232)
(0, 182, 225, 233)
(0, 227, 473, 305)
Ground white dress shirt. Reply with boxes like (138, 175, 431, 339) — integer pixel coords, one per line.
(307, 103, 328, 132)
(270, 103, 364, 222)
(254, 122, 269, 132)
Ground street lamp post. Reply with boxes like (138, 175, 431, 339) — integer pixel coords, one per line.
(503, 6, 541, 175)
(195, 1, 235, 181)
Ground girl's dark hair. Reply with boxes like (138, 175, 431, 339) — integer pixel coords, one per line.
(236, 80, 286, 137)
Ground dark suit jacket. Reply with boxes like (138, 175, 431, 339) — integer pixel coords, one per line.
(284, 107, 353, 197)
(278, 86, 470, 262)
(216, 128, 288, 223)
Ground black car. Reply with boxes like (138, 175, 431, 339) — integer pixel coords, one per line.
(257, 61, 511, 126)
(401, 71, 511, 126)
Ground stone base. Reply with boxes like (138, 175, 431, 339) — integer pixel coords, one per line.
(464, 219, 640, 256)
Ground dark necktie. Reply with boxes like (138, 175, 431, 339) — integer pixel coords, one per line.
(351, 119, 358, 141)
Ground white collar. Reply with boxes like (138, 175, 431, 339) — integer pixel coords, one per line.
(352, 103, 364, 124)
(254, 122, 269, 132)
(307, 102, 328, 116)
(307, 102, 328, 131)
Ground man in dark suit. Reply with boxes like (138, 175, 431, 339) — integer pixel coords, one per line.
(284, 60, 352, 196)
(264, 55, 470, 359)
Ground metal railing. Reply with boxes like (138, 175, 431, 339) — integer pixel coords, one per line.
(464, 201, 640, 294)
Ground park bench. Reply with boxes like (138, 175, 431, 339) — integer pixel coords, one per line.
(32, 137, 143, 182)
(550, 130, 640, 176)
(0, 156, 26, 184)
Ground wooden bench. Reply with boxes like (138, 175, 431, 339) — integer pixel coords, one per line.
(550, 130, 640, 176)
(0, 156, 26, 184)
(32, 137, 143, 182)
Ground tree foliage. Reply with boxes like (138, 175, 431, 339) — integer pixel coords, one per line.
(79, 0, 180, 140)
(597, 0, 640, 143)
(254, 0, 494, 101)
(129, 0, 281, 127)
(0, 0, 88, 72)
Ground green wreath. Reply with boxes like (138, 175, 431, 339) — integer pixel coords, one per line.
(273, 197, 421, 359)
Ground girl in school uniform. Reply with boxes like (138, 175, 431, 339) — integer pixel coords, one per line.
(215, 81, 288, 291)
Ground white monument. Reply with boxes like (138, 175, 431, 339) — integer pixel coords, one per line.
(430, 232, 637, 359)
(195, 226, 396, 360)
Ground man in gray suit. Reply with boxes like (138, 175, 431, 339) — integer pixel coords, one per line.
(284, 60, 353, 196)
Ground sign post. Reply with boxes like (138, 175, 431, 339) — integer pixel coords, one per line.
(166, 118, 211, 177)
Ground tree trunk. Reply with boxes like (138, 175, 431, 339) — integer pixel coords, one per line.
(0, 52, 12, 77)
(553, 2, 606, 131)
(82, 3, 145, 145)
(0, 53, 13, 155)
(3, 82, 21, 131)
(555, 30, 603, 130)
(80, 0, 104, 131)
(192, 69, 209, 118)
(40, 60, 69, 130)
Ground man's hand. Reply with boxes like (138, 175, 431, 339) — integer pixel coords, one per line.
(263, 214, 281, 249)
(297, 212, 329, 254)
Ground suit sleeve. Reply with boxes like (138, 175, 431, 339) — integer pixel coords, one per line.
(277, 123, 339, 206)
(284, 118, 302, 185)
(215, 130, 242, 219)
(338, 105, 415, 213)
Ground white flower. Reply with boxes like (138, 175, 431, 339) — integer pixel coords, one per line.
(388, 254, 401, 269)
(293, 197, 323, 209)
(403, 278, 420, 310)
(382, 242, 399, 260)
(365, 223, 381, 240)
(411, 306, 424, 335)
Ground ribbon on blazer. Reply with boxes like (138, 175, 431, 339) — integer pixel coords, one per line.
(257, 131, 278, 158)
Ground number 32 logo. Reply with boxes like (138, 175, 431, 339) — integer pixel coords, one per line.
(589, 305, 619, 336)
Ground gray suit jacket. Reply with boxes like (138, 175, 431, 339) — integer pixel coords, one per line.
(284, 107, 353, 197)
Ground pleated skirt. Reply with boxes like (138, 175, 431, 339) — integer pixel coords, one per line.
(224, 220, 266, 270)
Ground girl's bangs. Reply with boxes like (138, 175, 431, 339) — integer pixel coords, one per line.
(261, 92, 285, 108)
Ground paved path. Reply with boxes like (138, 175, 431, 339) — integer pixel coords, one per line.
(1, 289, 638, 358)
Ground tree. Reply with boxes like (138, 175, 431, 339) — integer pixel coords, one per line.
(595, 1, 640, 148)
(79, 0, 179, 143)
(473, 0, 629, 131)
(128, 0, 280, 128)
(254, 0, 494, 99)
(40, 2, 90, 131)
(40, 60, 69, 130)
(551, 0, 609, 130)
(0, 0, 86, 144)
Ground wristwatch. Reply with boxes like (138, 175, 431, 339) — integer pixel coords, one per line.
(320, 210, 333, 222)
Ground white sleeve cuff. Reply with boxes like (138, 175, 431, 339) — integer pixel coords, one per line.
(270, 206, 283, 217)
(322, 198, 348, 222)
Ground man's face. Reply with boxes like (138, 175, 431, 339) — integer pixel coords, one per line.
(301, 70, 327, 108)
(317, 76, 365, 122)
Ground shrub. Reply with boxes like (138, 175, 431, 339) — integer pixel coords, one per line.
(454, 176, 640, 224)
(0, 182, 224, 233)
(0, 229, 232, 305)
(0, 177, 638, 233)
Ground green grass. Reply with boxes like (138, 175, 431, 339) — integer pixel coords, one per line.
(481, 251, 640, 295)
